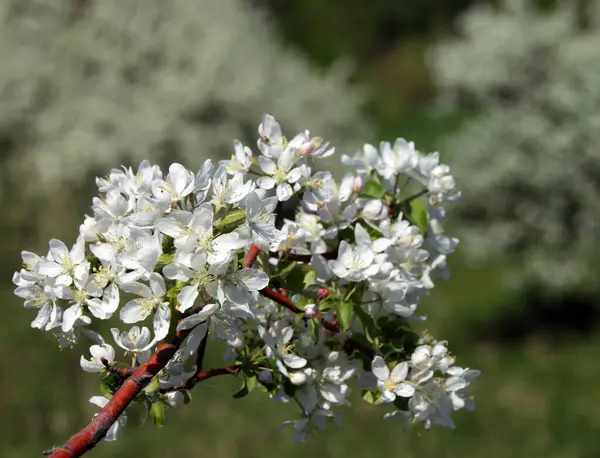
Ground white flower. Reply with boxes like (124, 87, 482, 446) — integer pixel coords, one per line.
(260, 325, 307, 377)
(80, 344, 115, 373)
(245, 191, 283, 242)
(36, 237, 85, 279)
(110, 326, 153, 353)
(221, 140, 253, 174)
(152, 163, 195, 203)
(376, 139, 420, 179)
(89, 396, 127, 441)
(119, 273, 171, 341)
(372, 356, 415, 402)
(329, 238, 379, 282)
(257, 147, 302, 201)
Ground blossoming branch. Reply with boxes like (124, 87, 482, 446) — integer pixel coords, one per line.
(13, 114, 480, 457)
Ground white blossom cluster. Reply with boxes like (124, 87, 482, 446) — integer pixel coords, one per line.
(428, 0, 600, 292)
(0, 0, 370, 192)
(13, 115, 478, 444)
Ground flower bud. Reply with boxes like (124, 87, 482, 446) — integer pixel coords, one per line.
(79, 216, 99, 242)
(317, 288, 329, 300)
(258, 370, 273, 383)
(164, 391, 184, 408)
(353, 176, 363, 193)
(304, 303, 317, 319)
(289, 371, 307, 386)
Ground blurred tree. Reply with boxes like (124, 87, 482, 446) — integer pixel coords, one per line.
(0, 0, 371, 192)
(429, 0, 600, 295)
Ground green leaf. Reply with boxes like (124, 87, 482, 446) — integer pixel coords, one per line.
(408, 199, 428, 234)
(214, 210, 246, 231)
(337, 301, 353, 331)
(361, 179, 385, 199)
(182, 390, 192, 404)
(362, 390, 384, 405)
(285, 264, 316, 294)
(161, 234, 174, 254)
(149, 401, 166, 427)
(271, 261, 297, 278)
(295, 312, 306, 324)
(232, 378, 250, 399)
(246, 375, 257, 393)
(144, 376, 160, 395)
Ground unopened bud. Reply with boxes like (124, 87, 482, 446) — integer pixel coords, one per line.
(304, 303, 317, 319)
(353, 176, 363, 193)
(258, 370, 273, 383)
(317, 288, 329, 300)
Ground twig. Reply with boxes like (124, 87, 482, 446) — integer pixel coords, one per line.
(268, 247, 339, 263)
(46, 325, 192, 458)
(160, 365, 242, 393)
(100, 357, 135, 379)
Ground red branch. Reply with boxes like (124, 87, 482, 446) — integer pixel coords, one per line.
(47, 327, 192, 458)
(269, 247, 339, 263)
(244, 245, 340, 333)
(100, 357, 135, 379)
(160, 365, 242, 393)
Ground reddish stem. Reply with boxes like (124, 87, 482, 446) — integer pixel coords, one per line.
(245, 245, 340, 333)
(160, 365, 242, 393)
(47, 327, 191, 458)
(269, 247, 339, 263)
(100, 357, 135, 379)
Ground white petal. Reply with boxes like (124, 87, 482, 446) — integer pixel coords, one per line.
(276, 183, 293, 202)
(177, 285, 199, 313)
(162, 263, 194, 281)
(258, 156, 277, 175)
(36, 259, 63, 277)
(371, 356, 390, 381)
(394, 383, 415, 398)
(48, 239, 69, 262)
(119, 300, 151, 323)
(281, 353, 307, 369)
(149, 273, 166, 297)
(153, 302, 171, 341)
(176, 303, 219, 331)
(120, 282, 153, 298)
(62, 304, 82, 332)
(235, 268, 269, 291)
(390, 362, 409, 382)
(257, 176, 276, 190)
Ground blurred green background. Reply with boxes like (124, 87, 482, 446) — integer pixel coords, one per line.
(2, 0, 599, 457)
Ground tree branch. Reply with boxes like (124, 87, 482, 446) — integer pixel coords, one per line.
(268, 247, 339, 263)
(159, 365, 242, 393)
(46, 325, 192, 458)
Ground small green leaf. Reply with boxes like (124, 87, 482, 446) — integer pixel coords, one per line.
(182, 390, 192, 404)
(362, 390, 384, 405)
(303, 269, 317, 289)
(295, 312, 306, 324)
(362, 390, 376, 404)
(144, 376, 160, 395)
(271, 261, 297, 278)
(361, 179, 385, 199)
(232, 379, 250, 399)
(337, 301, 353, 331)
(214, 210, 246, 231)
(408, 199, 428, 234)
(285, 264, 316, 294)
(246, 375, 257, 393)
(149, 401, 166, 427)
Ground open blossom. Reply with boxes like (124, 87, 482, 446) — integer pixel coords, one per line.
(13, 114, 477, 446)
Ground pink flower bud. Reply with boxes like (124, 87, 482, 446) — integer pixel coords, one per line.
(318, 288, 329, 300)
(353, 176, 363, 193)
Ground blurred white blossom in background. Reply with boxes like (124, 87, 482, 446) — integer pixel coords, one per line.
(429, 0, 600, 293)
(0, 0, 371, 190)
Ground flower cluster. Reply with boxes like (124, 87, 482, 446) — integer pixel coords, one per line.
(14, 115, 478, 451)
